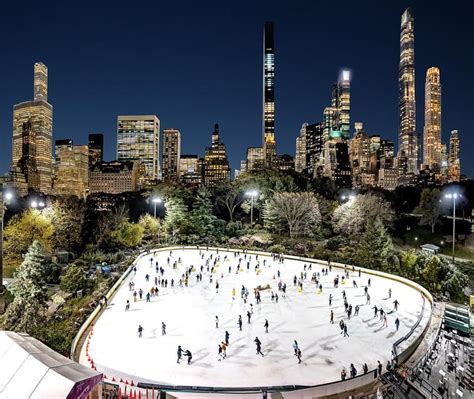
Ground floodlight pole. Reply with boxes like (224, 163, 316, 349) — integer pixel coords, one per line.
(451, 195, 456, 263)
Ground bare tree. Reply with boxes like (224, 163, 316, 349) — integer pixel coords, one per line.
(264, 192, 321, 238)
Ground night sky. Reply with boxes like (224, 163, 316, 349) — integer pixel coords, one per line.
(0, 0, 472, 177)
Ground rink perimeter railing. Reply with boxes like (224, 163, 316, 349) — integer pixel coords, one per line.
(71, 245, 434, 398)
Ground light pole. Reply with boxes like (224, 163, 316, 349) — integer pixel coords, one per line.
(445, 193, 461, 263)
(246, 190, 259, 226)
(152, 197, 162, 219)
(0, 189, 13, 314)
(152, 197, 163, 244)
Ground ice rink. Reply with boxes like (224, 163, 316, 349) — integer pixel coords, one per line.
(80, 248, 431, 388)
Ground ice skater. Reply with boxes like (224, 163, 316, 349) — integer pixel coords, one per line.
(162, 322, 166, 336)
(225, 330, 230, 345)
(254, 337, 264, 356)
(138, 324, 143, 338)
(393, 299, 399, 311)
(238, 315, 243, 331)
(177, 345, 183, 363)
(388, 288, 392, 298)
(215, 315, 219, 328)
(329, 294, 332, 306)
(293, 340, 299, 356)
(395, 318, 400, 331)
(247, 310, 252, 324)
(297, 348, 302, 364)
(343, 324, 349, 337)
(330, 310, 334, 324)
(184, 349, 192, 364)
(383, 314, 388, 328)
(125, 300, 130, 311)
(264, 319, 269, 333)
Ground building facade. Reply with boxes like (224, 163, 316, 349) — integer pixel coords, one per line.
(398, 8, 418, 175)
(295, 123, 308, 173)
(53, 141, 89, 198)
(448, 130, 460, 182)
(180, 155, 202, 186)
(246, 147, 264, 171)
(423, 67, 442, 170)
(162, 128, 181, 182)
(203, 124, 231, 187)
(262, 21, 276, 168)
(11, 62, 53, 194)
(88, 133, 104, 168)
(117, 115, 160, 180)
(89, 161, 144, 194)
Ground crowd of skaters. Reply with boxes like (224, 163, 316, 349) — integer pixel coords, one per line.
(123, 247, 405, 377)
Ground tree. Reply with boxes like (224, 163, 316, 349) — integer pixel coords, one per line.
(216, 183, 244, 222)
(138, 213, 161, 242)
(332, 194, 394, 236)
(3, 241, 48, 333)
(192, 188, 221, 237)
(60, 265, 86, 293)
(4, 209, 54, 262)
(414, 188, 442, 233)
(163, 197, 192, 239)
(422, 255, 443, 291)
(111, 221, 144, 248)
(264, 192, 321, 238)
(43, 198, 86, 253)
(355, 219, 393, 270)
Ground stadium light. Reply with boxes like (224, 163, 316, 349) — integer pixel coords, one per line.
(444, 191, 462, 262)
(245, 190, 259, 225)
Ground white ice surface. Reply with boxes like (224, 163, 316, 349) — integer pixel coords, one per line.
(80, 249, 430, 388)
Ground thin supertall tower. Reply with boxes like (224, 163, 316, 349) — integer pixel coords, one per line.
(262, 21, 276, 168)
(423, 67, 442, 170)
(398, 8, 418, 174)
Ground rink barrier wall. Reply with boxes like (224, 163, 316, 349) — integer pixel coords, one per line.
(73, 245, 434, 396)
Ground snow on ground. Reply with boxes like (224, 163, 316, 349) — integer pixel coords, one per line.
(81, 248, 431, 388)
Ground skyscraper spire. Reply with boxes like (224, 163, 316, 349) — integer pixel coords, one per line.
(398, 7, 418, 175)
(262, 21, 276, 168)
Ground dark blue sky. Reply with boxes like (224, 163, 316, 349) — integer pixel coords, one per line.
(1, 0, 473, 177)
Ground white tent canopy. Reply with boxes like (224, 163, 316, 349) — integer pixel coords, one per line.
(0, 331, 102, 399)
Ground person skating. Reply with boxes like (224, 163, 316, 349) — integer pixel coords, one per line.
(125, 300, 130, 311)
(393, 299, 399, 311)
(177, 345, 183, 363)
(329, 294, 332, 306)
(293, 340, 299, 356)
(162, 322, 166, 336)
(395, 318, 400, 331)
(225, 330, 230, 345)
(388, 288, 392, 298)
(343, 324, 349, 337)
(341, 367, 347, 380)
(366, 294, 371, 304)
(138, 325, 143, 338)
(264, 319, 269, 333)
(297, 348, 302, 364)
(350, 363, 357, 378)
(339, 320, 345, 334)
(254, 337, 264, 356)
(373, 305, 378, 318)
(184, 349, 192, 364)
(355, 305, 360, 316)
(238, 315, 243, 331)
(383, 314, 388, 328)
(377, 360, 382, 376)
(247, 310, 252, 324)
(330, 310, 334, 324)
(232, 287, 236, 300)
(215, 315, 219, 328)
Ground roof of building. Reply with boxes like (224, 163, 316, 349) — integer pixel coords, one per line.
(0, 331, 102, 398)
(420, 243, 440, 251)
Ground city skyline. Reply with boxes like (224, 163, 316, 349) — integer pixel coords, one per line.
(0, 1, 472, 177)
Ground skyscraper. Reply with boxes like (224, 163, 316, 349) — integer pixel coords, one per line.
(262, 21, 276, 168)
(11, 62, 53, 194)
(203, 123, 231, 187)
(117, 115, 160, 180)
(295, 123, 308, 173)
(423, 67, 442, 170)
(88, 133, 104, 168)
(448, 130, 460, 182)
(332, 71, 351, 139)
(162, 128, 181, 181)
(398, 8, 418, 174)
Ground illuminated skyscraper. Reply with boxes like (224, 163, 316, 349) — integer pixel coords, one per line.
(295, 123, 308, 173)
(398, 8, 418, 174)
(117, 115, 160, 180)
(262, 21, 276, 168)
(332, 71, 351, 139)
(11, 62, 53, 194)
(88, 133, 104, 168)
(423, 67, 442, 170)
(448, 130, 460, 182)
(203, 124, 231, 187)
(162, 128, 181, 181)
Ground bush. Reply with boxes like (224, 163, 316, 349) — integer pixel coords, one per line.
(60, 265, 87, 293)
(267, 244, 286, 254)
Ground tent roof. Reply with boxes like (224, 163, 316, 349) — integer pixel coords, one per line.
(0, 331, 101, 398)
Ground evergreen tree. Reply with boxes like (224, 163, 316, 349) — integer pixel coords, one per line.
(163, 197, 191, 239)
(4, 241, 48, 333)
(355, 219, 393, 270)
(192, 188, 219, 237)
